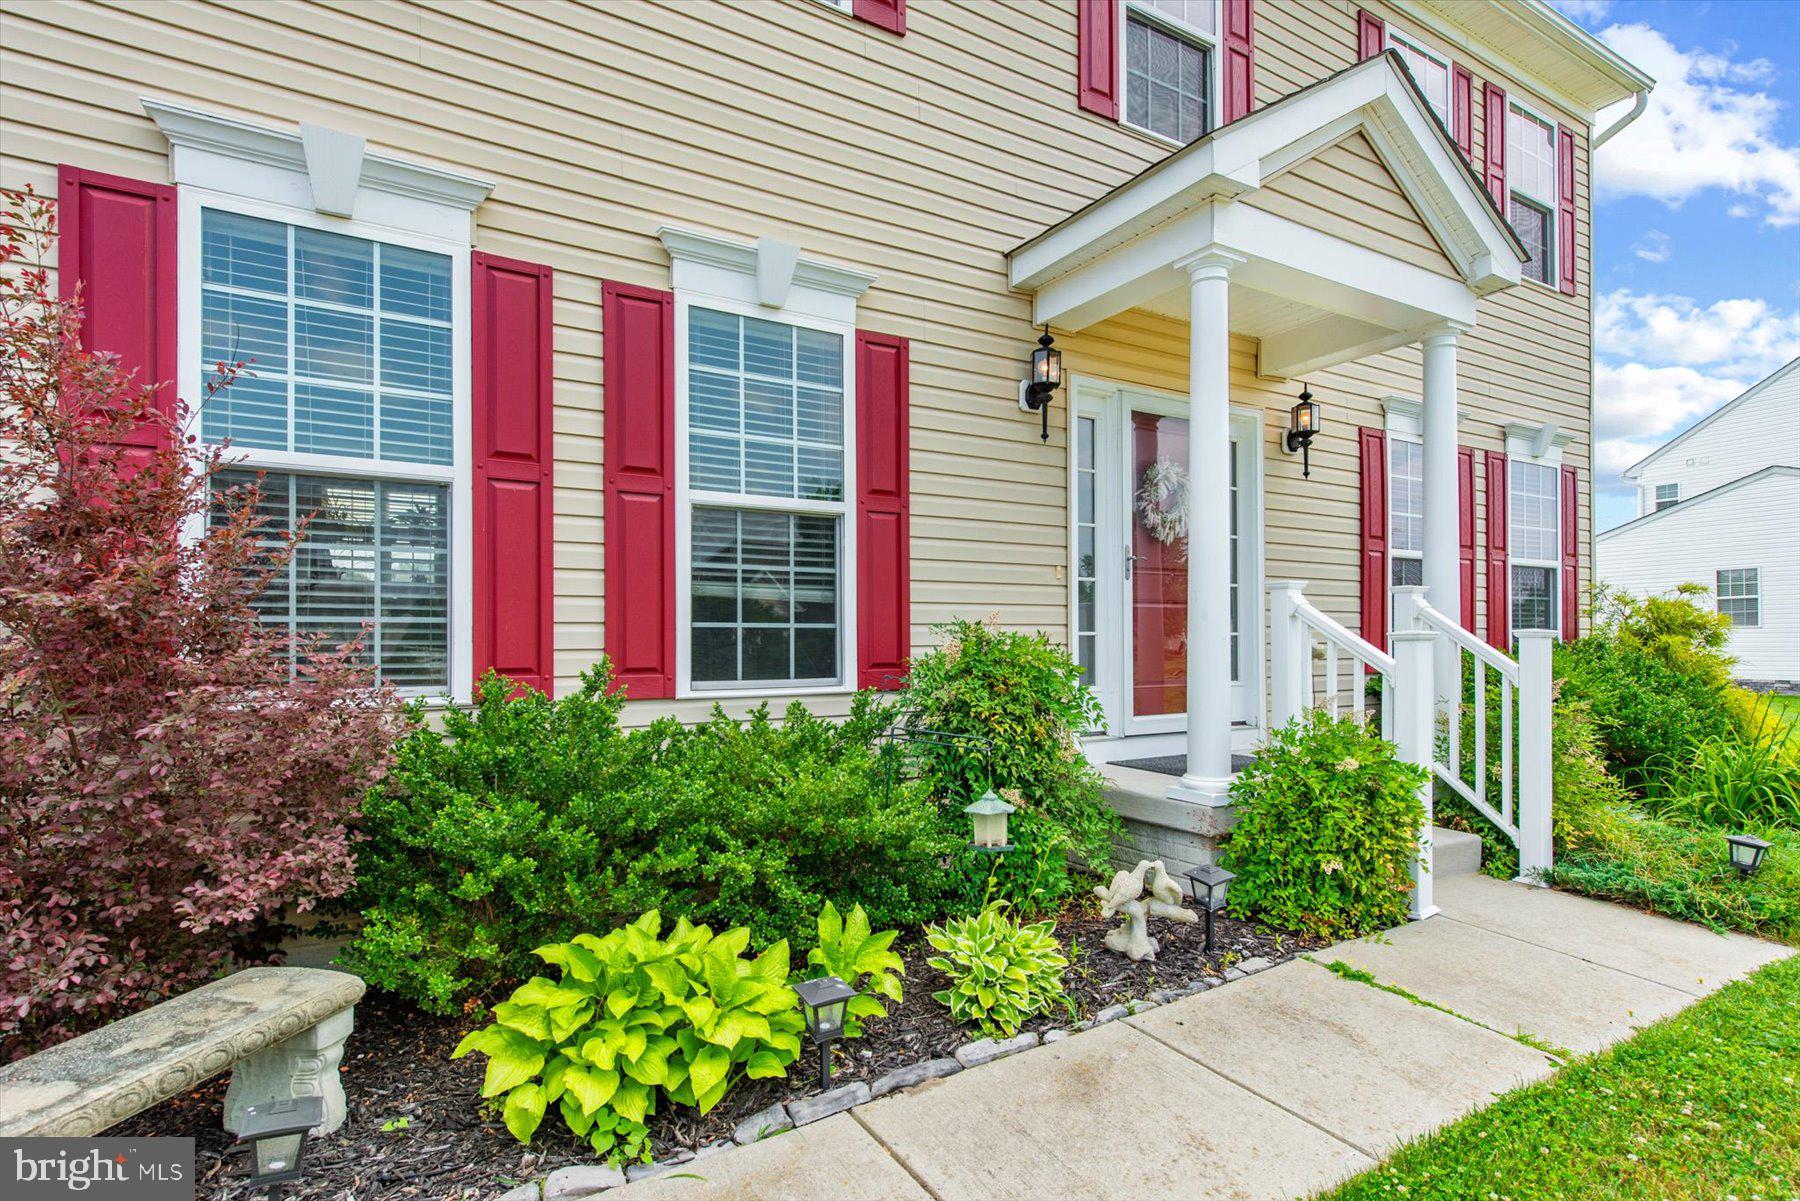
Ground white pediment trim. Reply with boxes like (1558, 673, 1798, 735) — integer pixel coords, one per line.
(1009, 53, 1524, 301)
(657, 225, 876, 327)
(144, 98, 495, 216)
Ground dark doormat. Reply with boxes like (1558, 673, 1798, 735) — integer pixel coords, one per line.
(1111, 753, 1254, 778)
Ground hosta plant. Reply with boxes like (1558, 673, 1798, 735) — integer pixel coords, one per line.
(452, 911, 804, 1162)
(804, 902, 904, 1038)
(925, 903, 1069, 1038)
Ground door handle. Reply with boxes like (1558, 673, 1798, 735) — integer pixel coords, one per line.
(1126, 550, 1144, 580)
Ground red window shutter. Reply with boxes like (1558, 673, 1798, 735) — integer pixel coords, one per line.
(856, 330, 911, 689)
(601, 281, 677, 701)
(1483, 83, 1508, 209)
(851, 0, 904, 35)
(1556, 125, 1578, 295)
(1077, 0, 1120, 120)
(1358, 427, 1389, 653)
(1357, 9, 1385, 60)
(1452, 65, 1474, 160)
(1458, 447, 1477, 631)
(1484, 451, 1509, 650)
(1560, 464, 1580, 641)
(1221, 0, 1255, 124)
(472, 253, 556, 698)
(56, 165, 178, 466)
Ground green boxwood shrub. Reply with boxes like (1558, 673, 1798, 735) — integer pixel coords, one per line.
(900, 618, 1120, 914)
(345, 667, 975, 1013)
(1554, 638, 1734, 792)
(1223, 712, 1428, 938)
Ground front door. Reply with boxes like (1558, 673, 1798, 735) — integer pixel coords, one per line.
(1073, 382, 1259, 737)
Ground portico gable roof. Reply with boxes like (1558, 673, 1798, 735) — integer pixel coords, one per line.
(1009, 53, 1527, 371)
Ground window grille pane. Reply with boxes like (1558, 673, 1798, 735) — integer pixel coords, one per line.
(199, 209, 453, 468)
(690, 507, 839, 686)
(1654, 483, 1680, 510)
(1392, 556, 1424, 587)
(1389, 438, 1424, 555)
(686, 308, 843, 501)
(1508, 107, 1556, 204)
(1716, 568, 1759, 627)
(1511, 197, 1552, 285)
(209, 469, 449, 690)
(1140, 0, 1214, 34)
(1391, 36, 1450, 124)
(1509, 460, 1559, 562)
(1125, 15, 1209, 144)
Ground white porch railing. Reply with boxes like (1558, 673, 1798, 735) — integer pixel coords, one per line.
(1268, 581, 1556, 919)
(1395, 590, 1555, 883)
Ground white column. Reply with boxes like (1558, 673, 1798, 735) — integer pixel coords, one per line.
(1170, 248, 1244, 806)
(1421, 325, 1464, 722)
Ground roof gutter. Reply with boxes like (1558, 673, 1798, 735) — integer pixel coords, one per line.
(1592, 87, 1650, 150)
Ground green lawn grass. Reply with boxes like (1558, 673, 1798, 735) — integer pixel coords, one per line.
(1317, 954, 1800, 1201)
(1767, 692, 1800, 731)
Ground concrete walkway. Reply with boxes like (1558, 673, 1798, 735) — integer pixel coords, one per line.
(613, 876, 1789, 1201)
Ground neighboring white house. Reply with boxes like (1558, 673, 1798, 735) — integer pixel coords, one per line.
(1598, 359, 1800, 686)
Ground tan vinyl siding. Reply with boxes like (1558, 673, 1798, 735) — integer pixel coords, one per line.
(0, 0, 1598, 726)
(1242, 132, 1462, 279)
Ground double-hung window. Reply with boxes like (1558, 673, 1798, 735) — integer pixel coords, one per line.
(1389, 437, 1425, 593)
(1507, 102, 1558, 286)
(198, 207, 458, 693)
(1716, 568, 1760, 628)
(685, 305, 850, 690)
(1508, 459, 1560, 633)
(1387, 30, 1451, 127)
(1123, 0, 1217, 145)
(1654, 482, 1681, 511)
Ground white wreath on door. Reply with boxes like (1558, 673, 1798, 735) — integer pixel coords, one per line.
(1135, 456, 1188, 546)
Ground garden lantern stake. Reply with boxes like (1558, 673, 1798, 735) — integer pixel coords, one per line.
(1284, 384, 1321, 478)
(1019, 325, 1062, 442)
(232, 1094, 324, 1200)
(1184, 864, 1235, 953)
(1726, 833, 1771, 878)
(795, 975, 858, 1089)
(965, 790, 1016, 853)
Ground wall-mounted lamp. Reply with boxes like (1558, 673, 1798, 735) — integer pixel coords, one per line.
(1018, 325, 1062, 443)
(1284, 384, 1322, 478)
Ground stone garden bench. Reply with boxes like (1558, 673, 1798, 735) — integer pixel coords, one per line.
(0, 966, 363, 1138)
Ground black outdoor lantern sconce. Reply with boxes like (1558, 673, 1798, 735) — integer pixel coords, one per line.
(1184, 864, 1236, 954)
(1726, 833, 1771, 878)
(1284, 384, 1322, 478)
(1019, 325, 1062, 443)
(795, 975, 859, 1089)
(965, 789, 1017, 853)
(232, 1094, 324, 1199)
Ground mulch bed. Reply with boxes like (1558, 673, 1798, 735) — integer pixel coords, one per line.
(120, 900, 1320, 1200)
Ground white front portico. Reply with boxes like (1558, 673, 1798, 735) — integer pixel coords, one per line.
(1010, 52, 1525, 811)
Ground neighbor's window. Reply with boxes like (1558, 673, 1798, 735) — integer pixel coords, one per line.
(200, 209, 454, 691)
(1716, 568, 1760, 628)
(1654, 482, 1680, 511)
(1388, 30, 1450, 126)
(687, 306, 847, 688)
(1389, 437, 1425, 591)
(1124, 0, 1214, 145)
(1508, 104, 1557, 286)
(1509, 459, 1560, 633)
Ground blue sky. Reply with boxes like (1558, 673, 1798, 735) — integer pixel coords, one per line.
(1549, 0, 1800, 529)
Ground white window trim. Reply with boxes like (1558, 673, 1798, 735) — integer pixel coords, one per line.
(660, 228, 875, 700)
(1118, 0, 1225, 150)
(1505, 93, 1560, 292)
(1653, 481, 1681, 511)
(1715, 568, 1762, 629)
(160, 102, 485, 705)
(1384, 27, 1453, 127)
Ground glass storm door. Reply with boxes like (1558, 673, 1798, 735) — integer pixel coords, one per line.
(1074, 391, 1255, 737)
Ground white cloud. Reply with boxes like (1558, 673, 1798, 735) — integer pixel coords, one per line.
(1593, 25, 1800, 226)
(1549, 0, 1612, 23)
(1596, 289, 1800, 379)
(1630, 229, 1670, 262)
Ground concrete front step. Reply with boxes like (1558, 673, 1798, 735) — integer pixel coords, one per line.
(1431, 825, 1482, 877)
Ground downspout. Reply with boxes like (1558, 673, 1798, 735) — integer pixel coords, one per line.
(1586, 86, 1651, 621)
